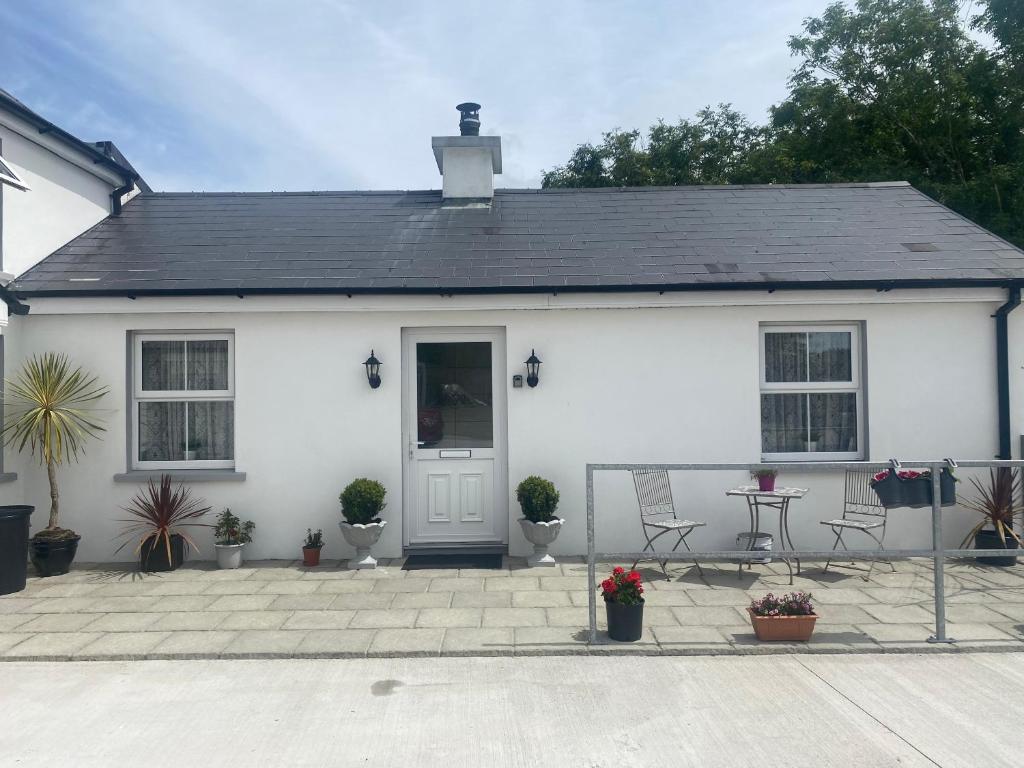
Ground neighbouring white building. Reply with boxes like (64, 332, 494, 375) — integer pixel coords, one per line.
(2, 100, 1024, 564)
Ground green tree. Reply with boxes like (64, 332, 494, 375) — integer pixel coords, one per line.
(542, 0, 1024, 249)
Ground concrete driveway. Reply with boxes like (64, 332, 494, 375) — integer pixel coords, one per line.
(1, 653, 1019, 767)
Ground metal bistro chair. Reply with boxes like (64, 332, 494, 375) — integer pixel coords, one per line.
(630, 469, 706, 579)
(821, 468, 895, 579)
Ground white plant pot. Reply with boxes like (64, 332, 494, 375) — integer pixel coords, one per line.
(518, 518, 565, 567)
(215, 543, 245, 569)
(339, 520, 387, 569)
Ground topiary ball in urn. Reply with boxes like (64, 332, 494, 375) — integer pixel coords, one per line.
(338, 478, 387, 569)
(516, 476, 564, 567)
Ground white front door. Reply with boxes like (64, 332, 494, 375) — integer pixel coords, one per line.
(402, 328, 508, 547)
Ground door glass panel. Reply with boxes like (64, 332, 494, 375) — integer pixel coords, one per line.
(416, 342, 493, 449)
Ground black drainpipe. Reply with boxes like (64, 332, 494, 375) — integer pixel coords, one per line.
(110, 176, 137, 215)
(995, 285, 1021, 459)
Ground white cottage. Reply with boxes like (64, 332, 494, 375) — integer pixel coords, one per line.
(3, 102, 1024, 564)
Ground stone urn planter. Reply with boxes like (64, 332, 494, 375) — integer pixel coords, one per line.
(215, 543, 245, 569)
(519, 518, 565, 567)
(339, 521, 387, 569)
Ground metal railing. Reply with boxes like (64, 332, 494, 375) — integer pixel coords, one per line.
(586, 459, 1024, 644)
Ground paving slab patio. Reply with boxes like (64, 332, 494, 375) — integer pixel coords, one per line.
(2, 556, 1024, 660)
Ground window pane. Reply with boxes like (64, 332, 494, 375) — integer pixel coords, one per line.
(416, 342, 493, 449)
(761, 393, 808, 453)
(141, 341, 185, 391)
(808, 332, 852, 382)
(187, 340, 230, 390)
(764, 333, 807, 383)
(809, 393, 857, 453)
(187, 401, 234, 460)
(139, 402, 185, 461)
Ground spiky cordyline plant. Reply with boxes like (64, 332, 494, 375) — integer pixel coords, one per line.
(1, 353, 107, 535)
(116, 475, 211, 563)
(959, 469, 1023, 550)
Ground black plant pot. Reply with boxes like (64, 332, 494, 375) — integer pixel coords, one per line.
(940, 469, 957, 507)
(30, 534, 81, 577)
(140, 534, 185, 572)
(974, 529, 1019, 567)
(605, 599, 644, 642)
(871, 472, 903, 508)
(902, 477, 932, 509)
(0, 506, 33, 594)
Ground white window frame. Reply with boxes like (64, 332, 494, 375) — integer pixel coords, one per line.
(0, 153, 28, 190)
(759, 323, 864, 461)
(132, 332, 235, 470)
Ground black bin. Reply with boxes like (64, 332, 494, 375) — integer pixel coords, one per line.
(0, 506, 33, 595)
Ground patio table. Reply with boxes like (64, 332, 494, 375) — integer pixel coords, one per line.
(725, 486, 808, 584)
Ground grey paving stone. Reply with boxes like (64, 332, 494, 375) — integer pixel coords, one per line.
(688, 590, 750, 607)
(257, 581, 320, 595)
(512, 591, 572, 608)
(451, 591, 511, 608)
(19, 597, 95, 614)
(485, 577, 539, 592)
(149, 596, 218, 612)
(200, 581, 268, 595)
(811, 589, 874, 606)
(207, 594, 278, 612)
(80, 597, 159, 614)
(367, 628, 444, 657)
(297, 566, 354, 580)
(538, 576, 590, 591)
(151, 630, 239, 655)
(939, 623, 1018, 641)
(219, 611, 294, 631)
(268, 594, 337, 611)
(651, 626, 730, 647)
(391, 592, 452, 609)
(199, 567, 257, 581)
(295, 629, 375, 655)
(371, 580, 429, 594)
(28, 583, 103, 598)
(482, 608, 546, 628)
(428, 577, 484, 593)
(328, 593, 394, 610)
(855, 623, 934, 643)
(988, 602, 1024, 622)
(862, 604, 935, 624)
(314, 580, 373, 594)
(81, 613, 164, 632)
(142, 581, 210, 596)
(861, 587, 933, 605)
(2, 632, 102, 658)
(0, 633, 33, 653)
(151, 612, 228, 631)
(349, 609, 419, 629)
(19, 613, 105, 633)
(282, 611, 356, 630)
(88, 582, 154, 597)
(74, 631, 172, 658)
(0, 614, 35, 632)
(642, 591, 696, 607)
(514, 627, 588, 655)
(940, 604, 1012, 624)
(223, 630, 309, 655)
(415, 608, 482, 628)
(814, 605, 877, 625)
(671, 606, 748, 626)
(441, 627, 514, 656)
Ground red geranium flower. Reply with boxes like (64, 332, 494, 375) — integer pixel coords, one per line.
(613, 566, 625, 575)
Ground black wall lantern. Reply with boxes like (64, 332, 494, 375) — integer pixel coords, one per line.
(525, 349, 542, 388)
(364, 350, 382, 389)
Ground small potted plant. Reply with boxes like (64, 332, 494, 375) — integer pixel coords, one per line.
(870, 469, 903, 508)
(116, 475, 210, 572)
(748, 591, 817, 641)
(339, 478, 387, 569)
(960, 468, 1021, 566)
(898, 469, 931, 508)
(516, 475, 564, 567)
(2, 353, 108, 576)
(751, 468, 778, 492)
(213, 508, 254, 569)
(303, 528, 324, 567)
(601, 566, 645, 642)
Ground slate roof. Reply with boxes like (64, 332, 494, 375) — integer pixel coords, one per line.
(11, 182, 1024, 297)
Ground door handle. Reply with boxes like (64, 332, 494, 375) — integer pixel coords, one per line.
(409, 439, 427, 458)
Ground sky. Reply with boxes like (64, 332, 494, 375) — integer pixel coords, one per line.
(0, 0, 834, 192)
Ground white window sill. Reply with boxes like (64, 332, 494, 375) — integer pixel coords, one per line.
(113, 470, 246, 483)
(0, 472, 17, 484)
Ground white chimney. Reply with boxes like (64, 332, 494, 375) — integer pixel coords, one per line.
(431, 102, 502, 199)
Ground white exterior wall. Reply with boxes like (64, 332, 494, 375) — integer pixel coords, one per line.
(0, 122, 118, 278)
(0, 288, 1012, 563)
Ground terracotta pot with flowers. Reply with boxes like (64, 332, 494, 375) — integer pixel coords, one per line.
(601, 566, 645, 641)
(751, 468, 778, 492)
(747, 591, 817, 641)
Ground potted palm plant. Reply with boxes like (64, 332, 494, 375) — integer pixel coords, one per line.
(116, 475, 211, 571)
(1, 353, 107, 577)
(516, 475, 564, 567)
(339, 478, 387, 569)
(748, 591, 817, 641)
(960, 468, 1022, 567)
(213, 508, 254, 569)
(302, 528, 324, 566)
(601, 566, 645, 641)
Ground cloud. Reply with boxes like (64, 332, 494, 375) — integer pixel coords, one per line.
(1, 0, 831, 192)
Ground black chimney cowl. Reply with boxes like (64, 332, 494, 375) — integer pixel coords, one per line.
(456, 102, 481, 136)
